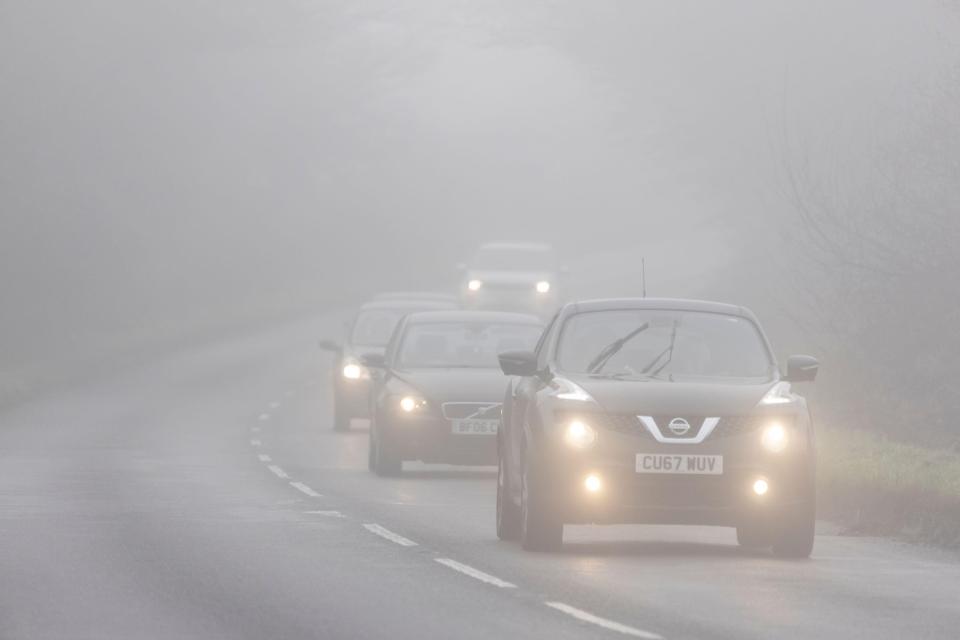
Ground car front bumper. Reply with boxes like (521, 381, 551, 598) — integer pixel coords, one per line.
(380, 413, 497, 465)
(334, 377, 370, 418)
(537, 428, 813, 527)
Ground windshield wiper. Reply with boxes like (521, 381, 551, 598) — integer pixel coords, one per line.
(587, 323, 650, 373)
(640, 320, 678, 378)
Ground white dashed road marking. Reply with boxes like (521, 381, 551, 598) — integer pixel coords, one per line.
(267, 465, 289, 479)
(251, 426, 261, 433)
(257, 454, 272, 462)
(306, 510, 345, 518)
(250, 439, 262, 447)
(363, 523, 417, 547)
(284, 390, 295, 398)
(545, 602, 663, 639)
(434, 558, 516, 589)
(269, 401, 281, 409)
(290, 482, 322, 497)
(258, 413, 271, 421)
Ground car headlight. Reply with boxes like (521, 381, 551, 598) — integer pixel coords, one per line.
(760, 422, 789, 453)
(535, 280, 551, 294)
(551, 377, 594, 402)
(564, 420, 597, 449)
(342, 363, 363, 380)
(398, 395, 427, 413)
(467, 279, 483, 292)
(758, 381, 794, 406)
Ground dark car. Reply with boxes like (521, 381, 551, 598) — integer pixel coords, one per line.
(496, 298, 820, 556)
(319, 299, 458, 431)
(364, 310, 543, 475)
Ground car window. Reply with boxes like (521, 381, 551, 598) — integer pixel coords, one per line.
(396, 322, 542, 369)
(472, 247, 556, 271)
(557, 310, 774, 382)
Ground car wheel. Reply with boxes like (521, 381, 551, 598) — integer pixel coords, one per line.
(520, 450, 562, 551)
(333, 394, 351, 432)
(496, 456, 520, 540)
(771, 500, 816, 559)
(371, 414, 402, 477)
(736, 521, 772, 549)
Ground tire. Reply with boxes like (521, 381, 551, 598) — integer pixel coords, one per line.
(736, 522, 772, 549)
(771, 500, 816, 559)
(520, 449, 563, 551)
(496, 456, 521, 540)
(370, 414, 402, 477)
(332, 393, 351, 432)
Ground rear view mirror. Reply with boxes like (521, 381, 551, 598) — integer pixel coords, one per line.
(318, 339, 341, 352)
(499, 350, 538, 377)
(361, 353, 387, 368)
(784, 355, 819, 382)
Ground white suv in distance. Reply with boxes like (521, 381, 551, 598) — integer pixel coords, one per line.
(459, 242, 563, 318)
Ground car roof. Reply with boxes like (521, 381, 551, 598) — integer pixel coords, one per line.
(563, 297, 758, 320)
(403, 310, 543, 325)
(477, 242, 553, 252)
(358, 299, 459, 312)
(372, 291, 459, 303)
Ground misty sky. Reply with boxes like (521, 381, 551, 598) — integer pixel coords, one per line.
(2, 0, 957, 363)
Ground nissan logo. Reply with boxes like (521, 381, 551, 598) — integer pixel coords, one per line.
(668, 418, 691, 436)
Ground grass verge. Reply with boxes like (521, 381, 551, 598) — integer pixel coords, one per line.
(817, 426, 960, 548)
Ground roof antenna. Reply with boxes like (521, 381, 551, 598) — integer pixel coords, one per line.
(641, 257, 647, 298)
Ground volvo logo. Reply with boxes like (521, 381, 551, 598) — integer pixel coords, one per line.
(668, 418, 691, 436)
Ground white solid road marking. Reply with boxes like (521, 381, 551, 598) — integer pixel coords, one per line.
(258, 413, 271, 421)
(363, 523, 417, 547)
(250, 439, 262, 446)
(545, 602, 663, 639)
(258, 454, 272, 462)
(290, 481, 322, 497)
(267, 465, 289, 479)
(434, 558, 516, 589)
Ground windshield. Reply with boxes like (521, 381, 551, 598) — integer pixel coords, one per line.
(397, 322, 542, 369)
(472, 247, 555, 271)
(557, 310, 774, 381)
(351, 309, 408, 347)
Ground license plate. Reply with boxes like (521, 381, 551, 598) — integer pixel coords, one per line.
(451, 419, 499, 435)
(636, 453, 723, 475)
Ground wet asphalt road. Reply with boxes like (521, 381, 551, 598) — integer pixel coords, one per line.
(1, 312, 958, 639)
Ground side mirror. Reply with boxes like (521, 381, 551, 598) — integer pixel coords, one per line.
(499, 350, 539, 377)
(784, 355, 819, 382)
(318, 339, 341, 352)
(361, 352, 387, 369)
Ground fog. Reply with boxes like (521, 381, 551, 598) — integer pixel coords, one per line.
(3, 0, 959, 445)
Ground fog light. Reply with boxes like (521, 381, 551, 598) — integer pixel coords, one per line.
(342, 363, 362, 380)
(761, 423, 788, 453)
(584, 474, 602, 493)
(564, 420, 597, 449)
(467, 279, 483, 292)
(752, 478, 769, 496)
(399, 396, 418, 412)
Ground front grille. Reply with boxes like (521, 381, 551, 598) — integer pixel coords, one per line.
(555, 412, 786, 440)
(482, 282, 534, 292)
(441, 402, 502, 420)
